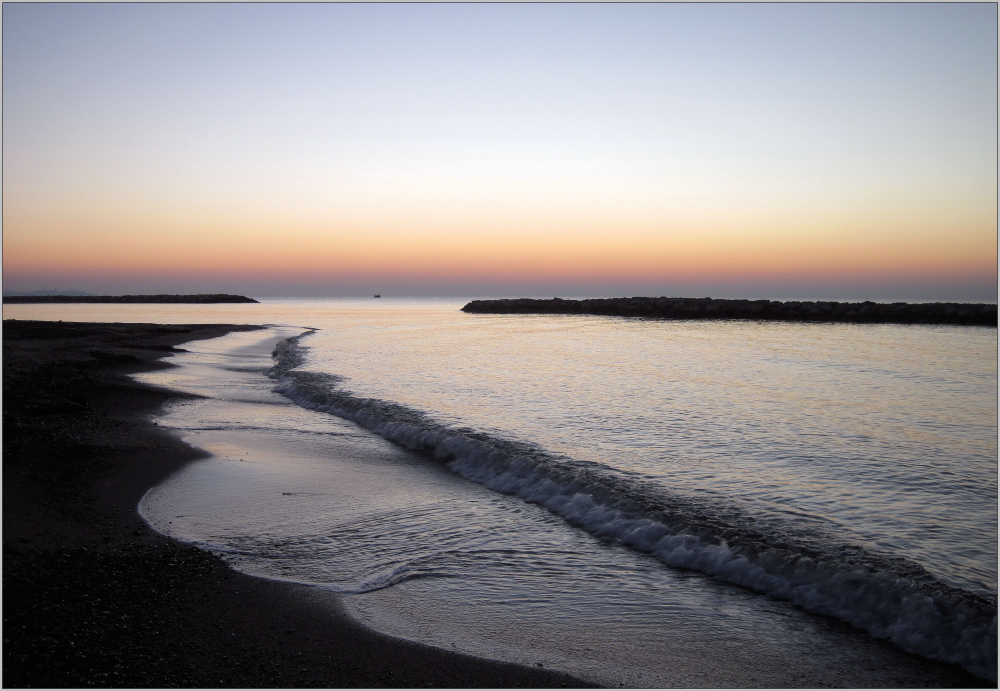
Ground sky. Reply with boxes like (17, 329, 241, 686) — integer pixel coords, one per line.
(3, 3, 997, 299)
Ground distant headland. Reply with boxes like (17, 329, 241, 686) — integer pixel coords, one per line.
(3, 294, 259, 304)
(462, 297, 997, 327)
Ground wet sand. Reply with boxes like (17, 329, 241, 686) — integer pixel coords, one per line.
(2, 320, 589, 688)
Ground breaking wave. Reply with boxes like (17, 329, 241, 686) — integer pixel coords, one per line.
(270, 332, 997, 681)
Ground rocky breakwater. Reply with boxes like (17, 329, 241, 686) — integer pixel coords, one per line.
(462, 297, 997, 327)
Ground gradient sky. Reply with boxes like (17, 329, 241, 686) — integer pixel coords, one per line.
(3, 3, 997, 299)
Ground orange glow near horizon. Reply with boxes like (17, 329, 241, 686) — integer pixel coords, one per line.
(4, 189, 995, 288)
(5, 215, 995, 289)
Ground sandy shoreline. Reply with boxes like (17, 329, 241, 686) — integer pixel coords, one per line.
(2, 320, 589, 688)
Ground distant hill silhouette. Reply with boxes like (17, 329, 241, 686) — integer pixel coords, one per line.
(3, 290, 93, 297)
(3, 294, 258, 304)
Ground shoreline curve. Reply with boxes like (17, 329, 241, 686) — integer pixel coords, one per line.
(2, 319, 589, 688)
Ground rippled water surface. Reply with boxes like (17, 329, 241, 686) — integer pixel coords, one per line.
(289, 303, 998, 597)
(7, 298, 996, 684)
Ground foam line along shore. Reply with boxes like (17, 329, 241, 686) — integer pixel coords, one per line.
(269, 329, 998, 681)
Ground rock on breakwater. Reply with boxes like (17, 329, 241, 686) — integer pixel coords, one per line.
(462, 297, 997, 326)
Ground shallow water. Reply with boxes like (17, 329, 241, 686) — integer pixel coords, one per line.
(7, 298, 996, 683)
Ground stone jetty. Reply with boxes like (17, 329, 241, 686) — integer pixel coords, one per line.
(462, 297, 997, 326)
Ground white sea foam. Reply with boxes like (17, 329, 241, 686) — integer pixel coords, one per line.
(270, 333, 998, 681)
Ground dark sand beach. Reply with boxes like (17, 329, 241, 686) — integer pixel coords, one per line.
(2, 320, 589, 688)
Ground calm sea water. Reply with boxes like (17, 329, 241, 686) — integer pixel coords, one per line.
(6, 298, 997, 685)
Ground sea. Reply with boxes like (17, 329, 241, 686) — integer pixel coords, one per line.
(5, 297, 997, 686)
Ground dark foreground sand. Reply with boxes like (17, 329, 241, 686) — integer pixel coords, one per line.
(2, 320, 590, 688)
